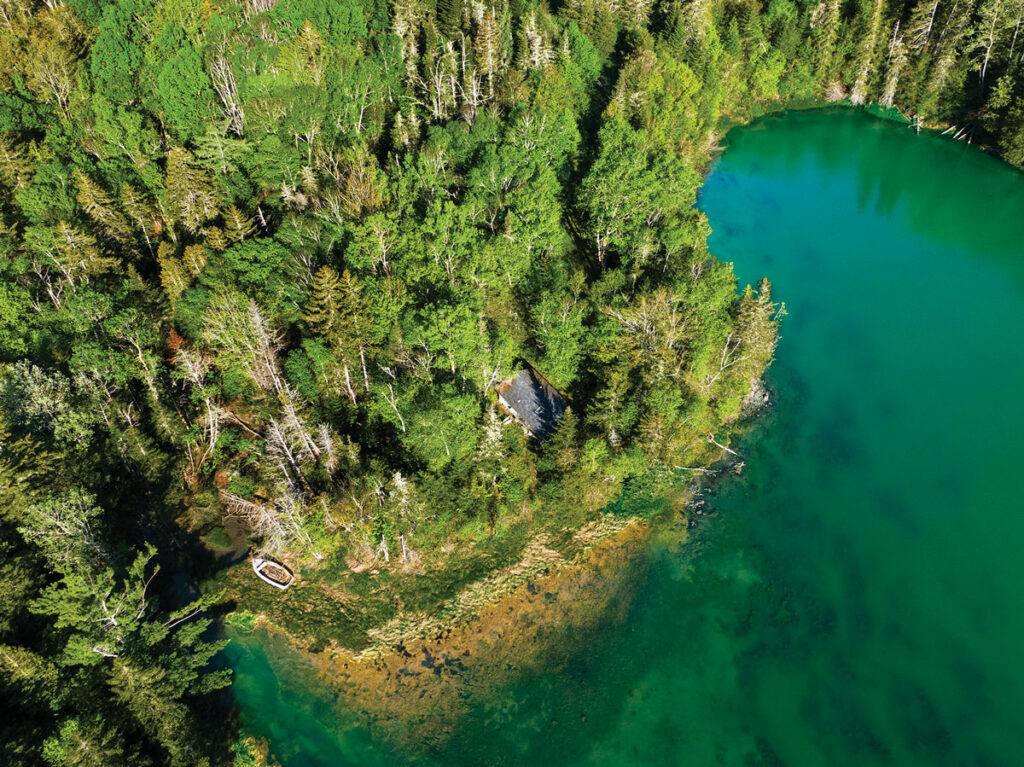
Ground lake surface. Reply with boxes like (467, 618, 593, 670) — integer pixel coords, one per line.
(223, 108, 1024, 765)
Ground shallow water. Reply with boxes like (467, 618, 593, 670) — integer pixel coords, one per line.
(223, 108, 1024, 765)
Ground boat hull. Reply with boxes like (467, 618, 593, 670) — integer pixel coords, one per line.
(252, 557, 295, 589)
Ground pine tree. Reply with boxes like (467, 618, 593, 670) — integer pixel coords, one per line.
(182, 244, 208, 276)
(193, 121, 251, 176)
(924, 0, 974, 106)
(107, 660, 197, 766)
(336, 269, 374, 395)
(436, 0, 465, 38)
(303, 265, 343, 339)
(223, 204, 257, 243)
(164, 148, 219, 235)
(120, 185, 160, 248)
(18, 490, 107, 572)
(724, 16, 742, 57)
(972, 0, 1010, 85)
(474, 6, 501, 96)
(0, 643, 59, 710)
(593, 6, 619, 56)
(157, 241, 189, 308)
(203, 226, 229, 252)
(41, 716, 129, 767)
(588, 365, 632, 446)
(393, 0, 423, 82)
(563, 0, 597, 36)
(519, 11, 554, 70)
(542, 407, 580, 474)
(906, 0, 942, 50)
(880, 22, 909, 107)
(620, 0, 655, 28)
(49, 222, 118, 289)
(74, 170, 130, 243)
(810, 0, 842, 80)
(0, 134, 33, 194)
(850, 0, 885, 104)
(1007, 0, 1024, 63)
(24, 6, 88, 118)
(732, 278, 785, 380)
(664, 1, 699, 53)
(999, 96, 1024, 163)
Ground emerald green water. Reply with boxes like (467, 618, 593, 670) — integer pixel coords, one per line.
(223, 109, 1024, 765)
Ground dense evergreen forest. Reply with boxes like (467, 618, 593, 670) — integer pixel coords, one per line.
(1, 0, 1021, 762)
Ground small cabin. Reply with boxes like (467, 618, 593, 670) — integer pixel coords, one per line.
(495, 367, 567, 440)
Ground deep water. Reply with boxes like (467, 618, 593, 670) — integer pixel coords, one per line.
(223, 108, 1024, 765)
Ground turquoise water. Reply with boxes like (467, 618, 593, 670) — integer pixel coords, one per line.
(224, 109, 1024, 765)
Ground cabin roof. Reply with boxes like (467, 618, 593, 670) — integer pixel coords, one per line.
(495, 367, 567, 440)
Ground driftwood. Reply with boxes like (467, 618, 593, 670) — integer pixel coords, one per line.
(707, 432, 740, 457)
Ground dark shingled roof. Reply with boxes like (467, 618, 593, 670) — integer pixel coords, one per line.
(495, 368, 567, 440)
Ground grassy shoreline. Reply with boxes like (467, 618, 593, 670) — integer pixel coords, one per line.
(226, 510, 677, 755)
(221, 506, 664, 655)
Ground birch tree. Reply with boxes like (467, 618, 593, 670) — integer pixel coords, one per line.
(200, 293, 285, 393)
(972, 0, 1010, 84)
(208, 53, 245, 134)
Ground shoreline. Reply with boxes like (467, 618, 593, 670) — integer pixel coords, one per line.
(314, 515, 661, 752)
(224, 511, 676, 751)
(227, 509, 658, 654)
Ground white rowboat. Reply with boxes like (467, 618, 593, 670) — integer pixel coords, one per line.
(252, 557, 295, 589)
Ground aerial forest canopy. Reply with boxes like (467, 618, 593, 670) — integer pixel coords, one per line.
(0, 0, 1020, 763)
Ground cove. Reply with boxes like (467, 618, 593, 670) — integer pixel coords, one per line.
(222, 108, 1024, 765)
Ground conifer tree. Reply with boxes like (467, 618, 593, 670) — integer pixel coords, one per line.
(592, 6, 619, 56)
(157, 242, 189, 308)
(563, 0, 597, 36)
(45, 223, 118, 292)
(23, 6, 87, 118)
(164, 148, 219, 235)
(999, 96, 1024, 163)
(437, 0, 465, 38)
(520, 11, 555, 70)
(304, 265, 343, 339)
(732, 279, 785, 381)
(203, 226, 229, 252)
(0, 134, 33, 194)
(543, 407, 580, 474)
(182, 244, 208, 276)
(907, 0, 943, 49)
(74, 170, 131, 243)
(880, 23, 909, 107)
(41, 716, 129, 767)
(335, 269, 374, 395)
(811, 0, 842, 80)
(121, 185, 160, 248)
(924, 0, 974, 107)
(474, 6, 502, 96)
(193, 122, 251, 176)
(972, 0, 1010, 84)
(223, 204, 257, 244)
(851, 0, 886, 104)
